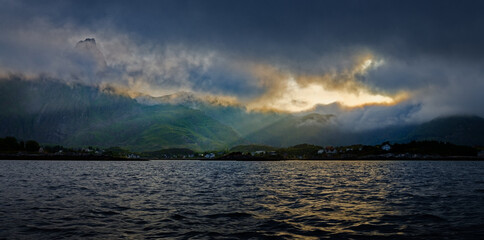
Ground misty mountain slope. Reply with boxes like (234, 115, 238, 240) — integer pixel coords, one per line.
(194, 105, 289, 137)
(2, 77, 483, 151)
(0, 77, 241, 151)
(136, 93, 288, 136)
(245, 113, 344, 147)
(403, 116, 484, 145)
(0, 77, 138, 143)
(245, 112, 484, 147)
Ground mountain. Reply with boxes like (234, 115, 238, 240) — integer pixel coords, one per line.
(403, 115, 484, 146)
(1, 77, 483, 152)
(244, 113, 342, 147)
(0, 77, 241, 151)
(135, 92, 288, 137)
(75, 38, 107, 72)
(244, 113, 484, 147)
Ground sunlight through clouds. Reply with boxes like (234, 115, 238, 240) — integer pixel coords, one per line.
(246, 55, 406, 112)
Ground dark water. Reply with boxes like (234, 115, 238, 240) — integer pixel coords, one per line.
(0, 160, 483, 239)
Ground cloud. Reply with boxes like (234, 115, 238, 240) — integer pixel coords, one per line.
(1, 0, 484, 131)
(244, 53, 408, 112)
(0, 15, 224, 96)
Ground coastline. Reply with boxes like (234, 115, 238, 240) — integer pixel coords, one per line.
(1, 155, 482, 161)
(0, 154, 148, 161)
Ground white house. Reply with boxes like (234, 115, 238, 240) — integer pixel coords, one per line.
(127, 153, 140, 159)
(382, 144, 391, 151)
(205, 153, 215, 159)
(252, 151, 266, 156)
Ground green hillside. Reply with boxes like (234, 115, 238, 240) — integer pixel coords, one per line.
(67, 104, 241, 151)
(0, 77, 241, 151)
(137, 93, 288, 138)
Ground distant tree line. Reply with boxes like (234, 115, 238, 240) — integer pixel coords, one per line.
(0, 136, 40, 152)
(218, 140, 480, 160)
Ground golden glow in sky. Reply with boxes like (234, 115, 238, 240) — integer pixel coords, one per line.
(246, 54, 406, 112)
(253, 77, 396, 112)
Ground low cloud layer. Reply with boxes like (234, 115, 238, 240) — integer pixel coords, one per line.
(1, 0, 484, 130)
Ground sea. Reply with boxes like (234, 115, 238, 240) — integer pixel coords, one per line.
(0, 160, 483, 239)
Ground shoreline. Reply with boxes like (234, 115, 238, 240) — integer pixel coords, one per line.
(1, 156, 483, 161)
(0, 154, 148, 161)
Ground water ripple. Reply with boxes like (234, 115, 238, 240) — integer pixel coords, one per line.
(0, 160, 483, 239)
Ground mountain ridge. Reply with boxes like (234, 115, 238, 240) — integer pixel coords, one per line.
(1, 76, 483, 151)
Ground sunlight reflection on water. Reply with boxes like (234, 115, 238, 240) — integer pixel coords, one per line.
(0, 160, 483, 239)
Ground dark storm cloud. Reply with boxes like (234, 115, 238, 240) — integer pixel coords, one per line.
(7, 0, 484, 62)
(9, 0, 483, 89)
(42, 0, 484, 62)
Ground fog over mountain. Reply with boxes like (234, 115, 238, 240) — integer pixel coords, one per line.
(1, 0, 484, 149)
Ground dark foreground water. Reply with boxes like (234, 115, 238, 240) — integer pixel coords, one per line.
(0, 160, 483, 239)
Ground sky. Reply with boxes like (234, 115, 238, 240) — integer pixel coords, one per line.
(1, 0, 484, 129)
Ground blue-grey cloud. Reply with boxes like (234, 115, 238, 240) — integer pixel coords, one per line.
(1, 0, 484, 129)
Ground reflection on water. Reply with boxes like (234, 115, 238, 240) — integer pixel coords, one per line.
(0, 160, 483, 239)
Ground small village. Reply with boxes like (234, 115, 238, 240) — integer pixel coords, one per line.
(1, 136, 483, 161)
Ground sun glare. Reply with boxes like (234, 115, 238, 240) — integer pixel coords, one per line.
(264, 79, 396, 112)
